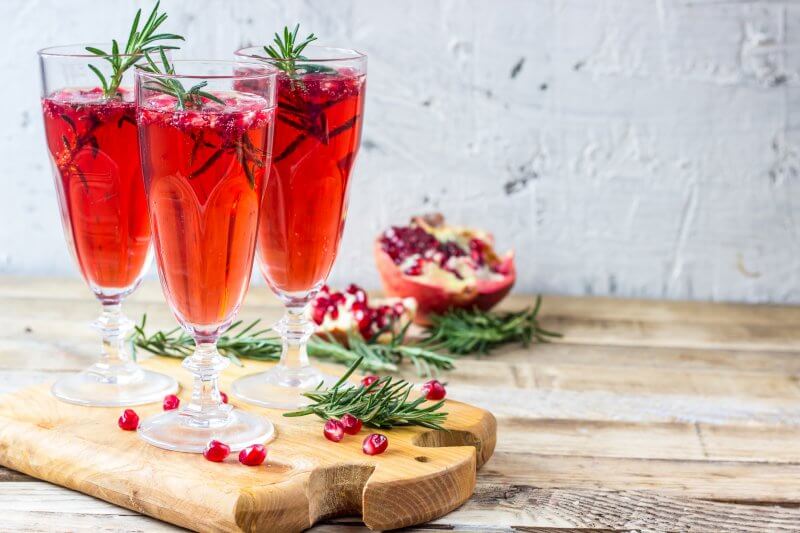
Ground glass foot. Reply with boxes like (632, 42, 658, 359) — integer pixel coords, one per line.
(138, 408, 274, 452)
(51, 368, 178, 407)
(232, 365, 339, 410)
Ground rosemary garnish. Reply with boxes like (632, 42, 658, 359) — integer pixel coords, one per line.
(284, 357, 448, 430)
(131, 315, 453, 375)
(86, 1, 183, 98)
(421, 296, 562, 355)
(140, 47, 224, 110)
(263, 24, 333, 76)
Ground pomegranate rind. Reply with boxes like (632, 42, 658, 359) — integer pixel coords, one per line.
(374, 239, 516, 325)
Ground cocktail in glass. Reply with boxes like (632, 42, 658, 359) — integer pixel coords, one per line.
(231, 45, 367, 409)
(135, 60, 277, 451)
(39, 44, 177, 406)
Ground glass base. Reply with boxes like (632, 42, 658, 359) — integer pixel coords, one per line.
(232, 365, 339, 410)
(51, 368, 178, 407)
(138, 408, 274, 453)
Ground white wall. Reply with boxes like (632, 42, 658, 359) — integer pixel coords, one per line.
(2, 0, 799, 302)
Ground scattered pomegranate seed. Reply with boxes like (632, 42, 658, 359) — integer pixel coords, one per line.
(163, 394, 180, 411)
(392, 302, 406, 317)
(117, 409, 139, 431)
(238, 444, 267, 466)
(362, 433, 388, 455)
(327, 304, 339, 320)
(361, 375, 379, 388)
(203, 440, 231, 462)
(319, 284, 330, 295)
(421, 379, 447, 400)
(220, 391, 229, 404)
(323, 419, 345, 442)
(340, 413, 363, 435)
(329, 292, 346, 306)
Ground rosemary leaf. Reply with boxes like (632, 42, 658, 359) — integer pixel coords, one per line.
(284, 357, 448, 430)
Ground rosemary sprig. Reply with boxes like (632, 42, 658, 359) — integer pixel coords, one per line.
(262, 24, 335, 76)
(421, 296, 562, 355)
(131, 315, 454, 376)
(140, 47, 224, 110)
(284, 357, 448, 430)
(86, 1, 183, 98)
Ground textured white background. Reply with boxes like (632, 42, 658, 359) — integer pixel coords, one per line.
(2, 0, 800, 302)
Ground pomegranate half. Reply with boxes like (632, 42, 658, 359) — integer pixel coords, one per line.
(375, 213, 515, 324)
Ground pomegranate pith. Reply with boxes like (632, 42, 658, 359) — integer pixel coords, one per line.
(203, 440, 231, 462)
(323, 419, 345, 442)
(340, 413, 363, 435)
(421, 379, 447, 400)
(163, 394, 180, 411)
(118, 409, 139, 431)
(238, 444, 267, 466)
(362, 433, 388, 455)
(309, 283, 415, 341)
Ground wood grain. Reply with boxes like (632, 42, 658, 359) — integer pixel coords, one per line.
(0, 356, 496, 532)
(1, 278, 800, 531)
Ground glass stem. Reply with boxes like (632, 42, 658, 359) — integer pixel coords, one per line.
(89, 301, 140, 383)
(276, 303, 315, 372)
(180, 341, 231, 428)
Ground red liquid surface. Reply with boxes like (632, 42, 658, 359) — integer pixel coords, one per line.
(42, 88, 151, 294)
(256, 70, 365, 294)
(138, 93, 273, 329)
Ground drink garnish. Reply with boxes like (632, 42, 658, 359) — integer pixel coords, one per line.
(139, 47, 224, 110)
(283, 357, 449, 430)
(85, 1, 184, 99)
(262, 24, 335, 76)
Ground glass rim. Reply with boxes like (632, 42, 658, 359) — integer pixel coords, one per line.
(38, 43, 147, 59)
(134, 59, 279, 80)
(235, 44, 366, 63)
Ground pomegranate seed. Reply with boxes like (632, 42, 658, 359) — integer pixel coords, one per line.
(324, 419, 345, 442)
(362, 433, 388, 455)
(392, 302, 406, 317)
(327, 304, 339, 320)
(203, 440, 231, 462)
(311, 304, 327, 325)
(319, 284, 330, 295)
(329, 292, 346, 306)
(421, 379, 447, 400)
(117, 409, 139, 431)
(238, 444, 267, 466)
(351, 300, 368, 313)
(346, 283, 361, 294)
(361, 375, 379, 388)
(404, 259, 423, 276)
(220, 391, 229, 404)
(163, 394, 180, 411)
(340, 413, 363, 435)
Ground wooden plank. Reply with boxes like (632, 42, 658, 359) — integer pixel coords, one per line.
(482, 452, 800, 503)
(3, 479, 799, 533)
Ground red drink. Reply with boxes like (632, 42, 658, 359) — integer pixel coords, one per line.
(257, 70, 365, 293)
(42, 88, 151, 294)
(138, 93, 274, 330)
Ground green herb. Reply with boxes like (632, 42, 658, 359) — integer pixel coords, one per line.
(422, 296, 562, 355)
(139, 47, 224, 110)
(262, 24, 335, 76)
(86, 1, 183, 98)
(131, 315, 454, 376)
(284, 357, 448, 430)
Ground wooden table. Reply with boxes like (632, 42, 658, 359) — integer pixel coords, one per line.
(1, 277, 799, 532)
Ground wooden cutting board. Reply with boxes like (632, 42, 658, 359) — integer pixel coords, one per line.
(0, 356, 496, 532)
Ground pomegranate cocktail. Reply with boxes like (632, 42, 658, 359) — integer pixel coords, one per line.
(38, 2, 182, 407)
(231, 30, 367, 410)
(42, 88, 150, 292)
(135, 58, 277, 453)
(258, 64, 365, 293)
(138, 92, 272, 332)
